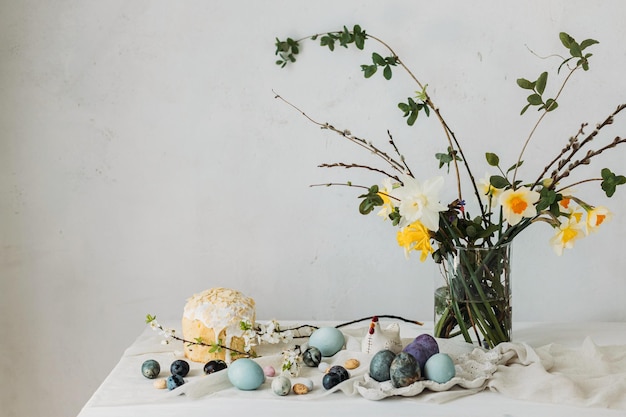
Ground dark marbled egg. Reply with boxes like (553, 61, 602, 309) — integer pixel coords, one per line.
(369, 349, 396, 382)
(389, 351, 421, 388)
(141, 359, 161, 379)
(328, 365, 349, 381)
(170, 359, 190, 377)
(322, 372, 343, 390)
(204, 360, 227, 375)
(302, 346, 322, 367)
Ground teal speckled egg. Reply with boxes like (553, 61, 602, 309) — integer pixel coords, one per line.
(141, 359, 160, 379)
(424, 353, 456, 384)
(309, 327, 345, 357)
(227, 358, 265, 390)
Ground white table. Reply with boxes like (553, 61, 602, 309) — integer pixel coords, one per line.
(77, 320, 626, 417)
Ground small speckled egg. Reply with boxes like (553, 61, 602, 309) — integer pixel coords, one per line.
(389, 352, 420, 388)
(302, 346, 322, 367)
(271, 375, 291, 396)
(227, 358, 265, 390)
(166, 374, 185, 390)
(141, 359, 161, 379)
(424, 353, 456, 384)
(309, 327, 345, 357)
(369, 350, 396, 382)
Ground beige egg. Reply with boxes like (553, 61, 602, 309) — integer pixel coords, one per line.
(344, 358, 360, 370)
(153, 378, 167, 389)
(292, 383, 310, 395)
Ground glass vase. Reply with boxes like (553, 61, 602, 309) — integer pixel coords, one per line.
(433, 242, 512, 348)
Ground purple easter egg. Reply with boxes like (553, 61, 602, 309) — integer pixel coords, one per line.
(403, 334, 439, 373)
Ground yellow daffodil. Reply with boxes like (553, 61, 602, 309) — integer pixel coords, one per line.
(396, 220, 433, 262)
(549, 213, 585, 255)
(376, 177, 398, 220)
(585, 205, 612, 234)
(395, 175, 447, 232)
(498, 186, 540, 226)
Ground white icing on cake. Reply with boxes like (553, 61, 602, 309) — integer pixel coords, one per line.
(183, 288, 255, 362)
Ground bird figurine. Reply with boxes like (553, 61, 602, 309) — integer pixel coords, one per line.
(361, 316, 403, 354)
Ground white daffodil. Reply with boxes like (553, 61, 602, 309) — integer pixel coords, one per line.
(477, 173, 501, 206)
(585, 205, 612, 234)
(499, 186, 540, 226)
(395, 175, 447, 231)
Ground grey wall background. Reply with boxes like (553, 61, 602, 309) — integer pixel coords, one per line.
(1, 1, 625, 416)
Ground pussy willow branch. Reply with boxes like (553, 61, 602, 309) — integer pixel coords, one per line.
(553, 135, 626, 185)
(387, 130, 413, 177)
(273, 91, 407, 174)
(556, 177, 602, 193)
(548, 105, 626, 186)
(531, 122, 588, 189)
(309, 182, 402, 203)
(318, 162, 401, 183)
(552, 104, 626, 176)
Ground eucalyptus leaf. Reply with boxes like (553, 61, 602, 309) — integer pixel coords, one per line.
(490, 175, 510, 189)
(485, 152, 500, 167)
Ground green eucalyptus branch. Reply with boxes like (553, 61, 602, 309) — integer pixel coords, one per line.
(512, 32, 599, 187)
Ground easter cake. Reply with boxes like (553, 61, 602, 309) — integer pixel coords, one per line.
(182, 287, 256, 363)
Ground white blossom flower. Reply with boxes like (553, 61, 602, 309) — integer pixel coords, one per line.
(394, 175, 447, 231)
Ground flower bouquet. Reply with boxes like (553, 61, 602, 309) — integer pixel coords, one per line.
(274, 26, 625, 347)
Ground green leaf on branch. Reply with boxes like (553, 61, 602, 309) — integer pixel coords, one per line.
(398, 97, 429, 126)
(490, 175, 510, 189)
(320, 34, 337, 51)
(536, 188, 558, 211)
(601, 168, 626, 197)
(506, 160, 523, 174)
(535, 72, 548, 95)
(274, 37, 300, 67)
(361, 64, 377, 78)
(516, 78, 535, 90)
(485, 152, 500, 167)
(436, 147, 462, 173)
(353, 25, 366, 49)
(358, 185, 384, 215)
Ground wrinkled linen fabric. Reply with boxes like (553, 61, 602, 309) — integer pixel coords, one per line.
(487, 337, 626, 409)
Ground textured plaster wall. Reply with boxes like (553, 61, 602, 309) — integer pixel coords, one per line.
(1, 1, 625, 416)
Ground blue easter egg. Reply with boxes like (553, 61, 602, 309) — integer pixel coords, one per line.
(309, 327, 345, 357)
(166, 374, 185, 390)
(424, 353, 456, 384)
(227, 358, 265, 390)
